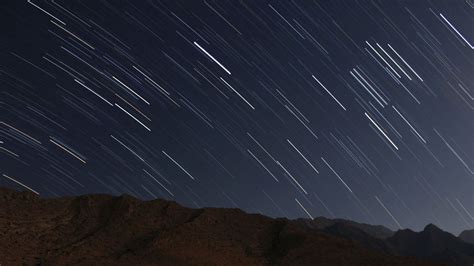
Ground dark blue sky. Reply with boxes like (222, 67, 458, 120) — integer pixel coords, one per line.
(1, 0, 473, 234)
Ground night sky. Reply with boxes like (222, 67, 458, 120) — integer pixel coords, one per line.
(1, 0, 473, 235)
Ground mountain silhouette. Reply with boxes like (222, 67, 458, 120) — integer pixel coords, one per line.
(386, 224, 474, 265)
(293, 216, 395, 239)
(459, 229, 474, 244)
(1, 187, 469, 265)
(292, 218, 474, 265)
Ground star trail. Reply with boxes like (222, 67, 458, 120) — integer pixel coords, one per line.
(0, 0, 473, 235)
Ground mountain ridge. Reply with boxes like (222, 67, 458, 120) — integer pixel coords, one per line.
(1, 187, 471, 265)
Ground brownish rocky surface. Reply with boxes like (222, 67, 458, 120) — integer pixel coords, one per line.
(0, 187, 445, 265)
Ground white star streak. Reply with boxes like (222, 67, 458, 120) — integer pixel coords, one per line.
(2, 174, 40, 195)
(194, 41, 231, 75)
(392, 106, 426, 143)
(220, 77, 255, 110)
(375, 196, 402, 229)
(366, 41, 401, 78)
(247, 149, 279, 182)
(27, 0, 66, 25)
(455, 199, 474, 220)
(276, 161, 308, 195)
(112, 76, 150, 105)
(312, 75, 347, 111)
(321, 157, 353, 193)
(49, 138, 87, 164)
(365, 112, 399, 150)
(143, 169, 174, 196)
(434, 129, 474, 175)
(376, 43, 412, 80)
(50, 20, 94, 50)
(162, 150, 196, 180)
(115, 103, 151, 131)
(295, 198, 313, 219)
(110, 135, 146, 162)
(439, 13, 474, 49)
(75, 79, 113, 106)
(387, 44, 423, 82)
(286, 139, 319, 174)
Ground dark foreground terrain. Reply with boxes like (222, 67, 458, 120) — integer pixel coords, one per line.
(0, 187, 472, 265)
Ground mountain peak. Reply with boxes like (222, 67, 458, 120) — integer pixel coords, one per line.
(424, 223, 443, 233)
